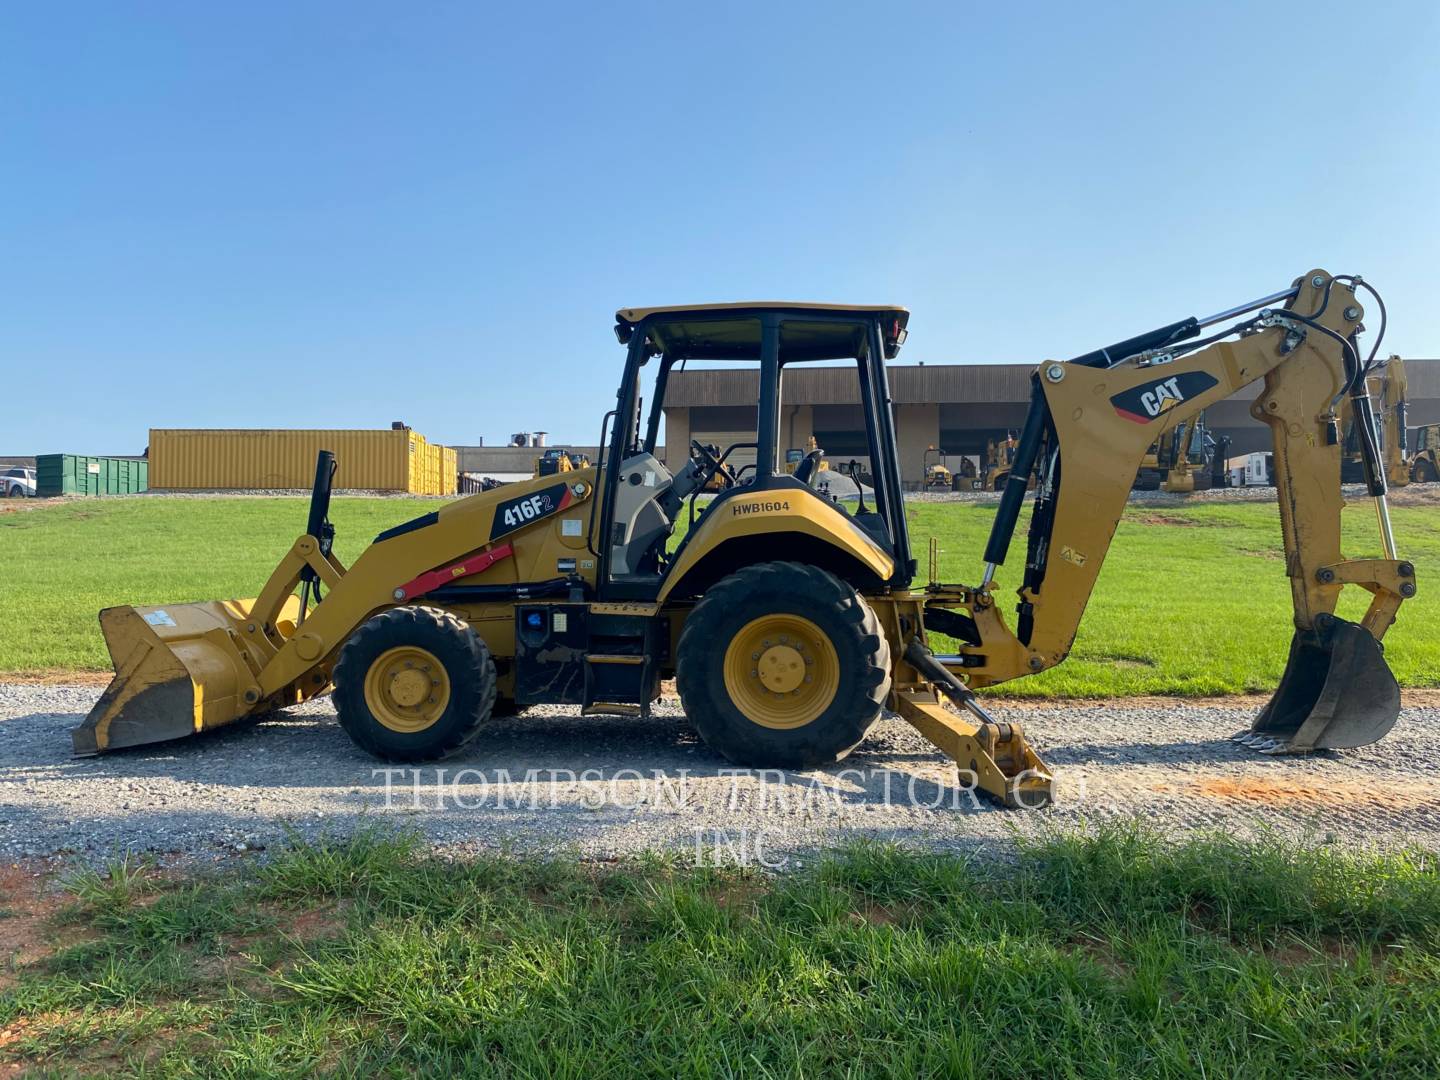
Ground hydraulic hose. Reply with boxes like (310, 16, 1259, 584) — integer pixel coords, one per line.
(981, 315, 1208, 580)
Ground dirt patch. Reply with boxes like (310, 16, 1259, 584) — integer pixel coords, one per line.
(0, 863, 67, 993)
(1176, 777, 1440, 812)
(1069, 933, 1131, 978)
(1085, 653, 1157, 670)
(1132, 514, 1204, 527)
(849, 903, 904, 927)
(0, 497, 70, 516)
(1377, 484, 1440, 508)
(708, 882, 765, 915)
(0, 670, 112, 687)
(280, 906, 347, 941)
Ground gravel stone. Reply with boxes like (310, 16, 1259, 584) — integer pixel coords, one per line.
(2, 684, 1436, 868)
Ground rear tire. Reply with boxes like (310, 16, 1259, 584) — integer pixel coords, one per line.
(333, 606, 496, 761)
(676, 562, 890, 769)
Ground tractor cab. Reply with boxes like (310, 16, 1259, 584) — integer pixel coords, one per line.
(598, 303, 915, 601)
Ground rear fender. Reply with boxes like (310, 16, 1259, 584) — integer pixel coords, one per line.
(658, 491, 893, 602)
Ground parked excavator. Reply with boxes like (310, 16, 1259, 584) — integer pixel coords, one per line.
(75, 271, 1414, 807)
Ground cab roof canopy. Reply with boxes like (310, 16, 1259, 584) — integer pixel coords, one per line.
(614, 302, 910, 361)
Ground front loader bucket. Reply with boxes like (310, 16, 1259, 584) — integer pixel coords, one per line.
(73, 598, 298, 756)
(1241, 616, 1400, 754)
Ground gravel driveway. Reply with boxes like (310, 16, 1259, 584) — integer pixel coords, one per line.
(2, 684, 1436, 867)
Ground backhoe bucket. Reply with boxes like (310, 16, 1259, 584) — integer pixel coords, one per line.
(72, 598, 299, 756)
(1241, 616, 1400, 754)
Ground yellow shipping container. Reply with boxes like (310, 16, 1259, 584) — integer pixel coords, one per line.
(438, 445, 457, 495)
(150, 428, 456, 494)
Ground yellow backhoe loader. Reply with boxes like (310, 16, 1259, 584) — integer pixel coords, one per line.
(1413, 424, 1440, 484)
(981, 435, 1018, 491)
(75, 271, 1415, 806)
(1341, 355, 1408, 488)
(1134, 411, 1217, 493)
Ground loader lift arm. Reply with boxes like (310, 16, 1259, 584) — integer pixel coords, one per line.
(938, 270, 1413, 753)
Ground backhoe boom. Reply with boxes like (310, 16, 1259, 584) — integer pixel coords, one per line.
(940, 270, 1413, 753)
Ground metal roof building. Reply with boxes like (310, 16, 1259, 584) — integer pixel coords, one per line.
(660, 359, 1440, 487)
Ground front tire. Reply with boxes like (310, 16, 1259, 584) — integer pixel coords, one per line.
(676, 562, 890, 769)
(1416, 459, 1439, 484)
(333, 606, 496, 761)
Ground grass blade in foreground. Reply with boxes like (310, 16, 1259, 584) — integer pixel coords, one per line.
(2, 824, 1438, 1077)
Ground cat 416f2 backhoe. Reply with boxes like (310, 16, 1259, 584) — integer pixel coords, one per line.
(74, 271, 1414, 807)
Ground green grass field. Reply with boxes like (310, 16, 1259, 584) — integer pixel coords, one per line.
(4, 827, 1439, 1076)
(0, 495, 1435, 696)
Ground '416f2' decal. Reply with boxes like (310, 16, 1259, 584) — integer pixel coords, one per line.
(1110, 371, 1218, 424)
(490, 482, 574, 540)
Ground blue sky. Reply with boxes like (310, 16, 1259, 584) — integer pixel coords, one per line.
(3, 1, 1437, 453)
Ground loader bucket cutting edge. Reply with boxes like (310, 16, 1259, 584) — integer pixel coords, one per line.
(72, 598, 300, 756)
(1247, 615, 1400, 753)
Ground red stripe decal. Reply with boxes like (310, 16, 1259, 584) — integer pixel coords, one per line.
(395, 543, 514, 601)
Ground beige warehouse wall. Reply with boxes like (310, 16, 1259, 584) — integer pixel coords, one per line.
(662, 410, 690, 472)
(782, 405, 814, 456)
(894, 404, 940, 490)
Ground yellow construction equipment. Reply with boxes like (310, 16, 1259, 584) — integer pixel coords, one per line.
(783, 437, 830, 480)
(1134, 411, 1218, 493)
(1413, 424, 1440, 484)
(922, 447, 952, 489)
(1341, 355, 1409, 488)
(76, 272, 1415, 804)
(534, 448, 591, 478)
(980, 435, 1018, 491)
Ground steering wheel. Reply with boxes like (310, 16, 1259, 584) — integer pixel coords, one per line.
(690, 440, 737, 489)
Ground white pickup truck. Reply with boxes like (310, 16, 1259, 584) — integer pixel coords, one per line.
(3, 467, 36, 497)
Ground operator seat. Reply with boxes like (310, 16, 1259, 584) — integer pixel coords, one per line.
(608, 452, 678, 577)
(793, 448, 825, 485)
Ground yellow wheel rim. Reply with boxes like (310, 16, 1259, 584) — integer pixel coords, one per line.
(363, 646, 451, 733)
(722, 614, 840, 730)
